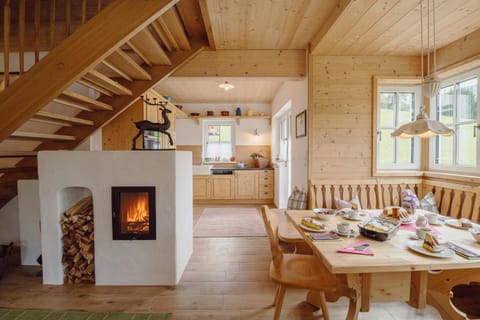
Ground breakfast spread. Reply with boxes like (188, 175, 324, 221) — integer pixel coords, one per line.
(422, 233, 442, 252)
(301, 217, 326, 231)
(363, 218, 396, 233)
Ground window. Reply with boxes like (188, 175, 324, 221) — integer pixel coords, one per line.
(278, 114, 289, 161)
(376, 84, 421, 171)
(430, 69, 479, 173)
(203, 120, 235, 161)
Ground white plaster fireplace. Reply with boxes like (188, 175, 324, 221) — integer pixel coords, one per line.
(37, 150, 193, 285)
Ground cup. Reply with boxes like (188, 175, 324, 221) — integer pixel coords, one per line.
(337, 221, 350, 234)
(350, 211, 361, 220)
(416, 227, 431, 239)
(426, 212, 439, 224)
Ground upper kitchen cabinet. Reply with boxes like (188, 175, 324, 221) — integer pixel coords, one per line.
(102, 90, 186, 150)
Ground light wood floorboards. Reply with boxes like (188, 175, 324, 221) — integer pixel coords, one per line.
(0, 205, 442, 319)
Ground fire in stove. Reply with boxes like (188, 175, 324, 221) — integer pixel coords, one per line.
(112, 187, 156, 240)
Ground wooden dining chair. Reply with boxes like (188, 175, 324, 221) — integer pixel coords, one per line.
(260, 205, 337, 320)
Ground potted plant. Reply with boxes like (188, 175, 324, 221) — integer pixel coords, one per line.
(250, 152, 269, 168)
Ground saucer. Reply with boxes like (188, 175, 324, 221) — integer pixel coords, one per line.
(335, 228, 356, 237)
(428, 220, 444, 226)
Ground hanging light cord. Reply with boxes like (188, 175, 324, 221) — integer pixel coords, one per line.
(420, 1, 424, 82)
(433, 0, 436, 75)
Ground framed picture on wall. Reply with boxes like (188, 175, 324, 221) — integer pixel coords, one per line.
(295, 110, 306, 138)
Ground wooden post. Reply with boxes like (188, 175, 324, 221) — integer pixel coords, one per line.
(19, 0, 25, 74)
(34, 0, 40, 63)
(81, 0, 87, 24)
(49, 0, 56, 49)
(65, 0, 71, 37)
(3, 0, 10, 87)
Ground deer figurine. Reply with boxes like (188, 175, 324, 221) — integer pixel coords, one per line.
(132, 103, 173, 150)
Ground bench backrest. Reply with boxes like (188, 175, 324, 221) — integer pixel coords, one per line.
(309, 177, 480, 222)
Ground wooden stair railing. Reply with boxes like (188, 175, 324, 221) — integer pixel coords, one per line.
(0, 0, 208, 209)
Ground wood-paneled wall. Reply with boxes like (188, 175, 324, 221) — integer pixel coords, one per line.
(308, 56, 420, 180)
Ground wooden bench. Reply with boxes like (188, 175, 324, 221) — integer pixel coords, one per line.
(0, 242, 13, 279)
(308, 175, 480, 222)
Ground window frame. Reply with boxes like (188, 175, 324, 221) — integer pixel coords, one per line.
(373, 77, 422, 174)
(202, 119, 236, 162)
(428, 68, 480, 174)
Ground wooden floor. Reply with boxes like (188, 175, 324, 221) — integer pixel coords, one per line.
(0, 205, 443, 319)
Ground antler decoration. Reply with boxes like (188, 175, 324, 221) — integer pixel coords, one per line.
(140, 96, 168, 108)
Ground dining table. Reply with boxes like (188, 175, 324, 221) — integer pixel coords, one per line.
(285, 209, 480, 320)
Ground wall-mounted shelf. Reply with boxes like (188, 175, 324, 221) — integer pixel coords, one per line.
(187, 115, 271, 125)
(153, 94, 188, 119)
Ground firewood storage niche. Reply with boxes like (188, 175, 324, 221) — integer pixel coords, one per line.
(112, 186, 156, 240)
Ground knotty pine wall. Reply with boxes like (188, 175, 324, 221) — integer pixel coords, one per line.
(308, 56, 420, 180)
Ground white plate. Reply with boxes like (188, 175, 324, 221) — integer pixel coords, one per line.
(428, 220, 444, 226)
(400, 219, 415, 225)
(334, 228, 357, 237)
(343, 214, 363, 221)
(407, 240, 454, 258)
(445, 219, 479, 230)
(299, 223, 327, 233)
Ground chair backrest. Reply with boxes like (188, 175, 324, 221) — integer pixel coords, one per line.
(260, 205, 282, 264)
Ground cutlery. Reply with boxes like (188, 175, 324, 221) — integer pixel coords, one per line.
(353, 244, 369, 251)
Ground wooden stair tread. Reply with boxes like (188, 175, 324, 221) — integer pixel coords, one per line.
(35, 111, 94, 126)
(155, 9, 191, 51)
(0, 166, 37, 173)
(104, 49, 152, 80)
(83, 70, 133, 96)
(0, 151, 37, 158)
(128, 28, 171, 65)
(77, 79, 114, 97)
(10, 131, 76, 141)
(54, 97, 94, 112)
(61, 90, 113, 111)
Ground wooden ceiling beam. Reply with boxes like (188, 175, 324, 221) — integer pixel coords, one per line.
(173, 49, 306, 77)
(0, 0, 178, 143)
(310, 0, 360, 55)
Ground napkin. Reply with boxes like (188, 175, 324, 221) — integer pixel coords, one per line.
(308, 233, 341, 241)
(337, 241, 374, 256)
(445, 242, 480, 260)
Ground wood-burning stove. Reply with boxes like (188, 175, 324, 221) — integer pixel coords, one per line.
(111, 186, 156, 240)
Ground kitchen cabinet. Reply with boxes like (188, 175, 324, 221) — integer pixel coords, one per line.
(193, 176, 210, 200)
(234, 171, 258, 199)
(211, 175, 235, 199)
(258, 170, 274, 200)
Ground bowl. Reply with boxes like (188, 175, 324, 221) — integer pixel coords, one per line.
(190, 112, 200, 117)
(313, 208, 336, 221)
(469, 228, 480, 242)
(221, 111, 230, 116)
(358, 217, 400, 241)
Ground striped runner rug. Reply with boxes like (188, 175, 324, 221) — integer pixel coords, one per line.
(0, 309, 172, 320)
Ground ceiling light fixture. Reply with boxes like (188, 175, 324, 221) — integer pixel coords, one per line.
(219, 81, 234, 91)
(391, 0, 454, 139)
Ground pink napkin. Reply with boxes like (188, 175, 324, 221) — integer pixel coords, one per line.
(337, 241, 374, 256)
(400, 222, 439, 234)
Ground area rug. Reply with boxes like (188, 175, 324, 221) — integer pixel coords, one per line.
(194, 207, 266, 237)
(0, 309, 172, 320)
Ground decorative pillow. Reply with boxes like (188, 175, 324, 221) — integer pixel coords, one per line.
(419, 191, 439, 214)
(287, 186, 307, 210)
(401, 189, 420, 214)
(335, 195, 361, 210)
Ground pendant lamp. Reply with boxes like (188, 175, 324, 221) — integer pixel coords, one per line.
(391, 0, 454, 139)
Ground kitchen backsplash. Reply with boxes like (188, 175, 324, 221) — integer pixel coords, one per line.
(176, 145, 271, 167)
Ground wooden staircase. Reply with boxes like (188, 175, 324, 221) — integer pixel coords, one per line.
(0, 0, 208, 208)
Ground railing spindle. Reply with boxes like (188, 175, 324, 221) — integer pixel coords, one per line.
(65, 0, 71, 36)
(97, 0, 102, 12)
(3, 0, 10, 87)
(82, 0, 87, 24)
(19, 0, 25, 74)
(49, 0, 56, 49)
(34, 0, 40, 63)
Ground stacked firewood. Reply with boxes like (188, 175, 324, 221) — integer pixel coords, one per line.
(61, 196, 95, 284)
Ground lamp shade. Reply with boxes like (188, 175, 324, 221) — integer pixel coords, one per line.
(391, 107, 454, 139)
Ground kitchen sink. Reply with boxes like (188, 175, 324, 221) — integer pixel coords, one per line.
(192, 165, 213, 175)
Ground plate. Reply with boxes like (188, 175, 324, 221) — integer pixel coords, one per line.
(343, 214, 363, 221)
(400, 219, 415, 225)
(299, 223, 327, 233)
(428, 220, 444, 226)
(407, 240, 454, 258)
(445, 219, 479, 230)
(334, 228, 357, 237)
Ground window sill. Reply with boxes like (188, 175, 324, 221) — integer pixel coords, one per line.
(423, 171, 480, 185)
(373, 170, 424, 177)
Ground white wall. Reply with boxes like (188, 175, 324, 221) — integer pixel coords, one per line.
(271, 79, 308, 190)
(38, 151, 193, 285)
(18, 180, 41, 265)
(0, 197, 19, 244)
(176, 103, 271, 147)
